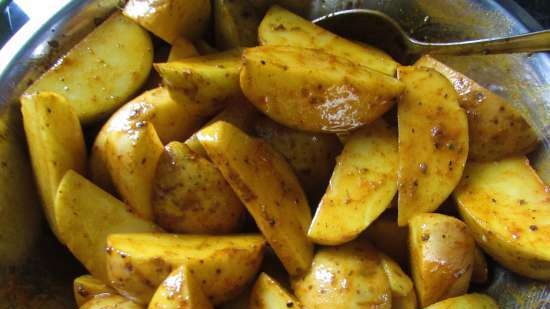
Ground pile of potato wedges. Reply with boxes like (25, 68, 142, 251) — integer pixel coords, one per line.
(18, 0, 547, 308)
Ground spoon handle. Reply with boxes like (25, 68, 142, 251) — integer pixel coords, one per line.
(414, 30, 550, 55)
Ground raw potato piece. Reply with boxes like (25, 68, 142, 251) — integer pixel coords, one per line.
(397, 66, 468, 226)
(197, 121, 313, 276)
(380, 254, 413, 298)
(409, 213, 475, 308)
(168, 37, 199, 61)
(250, 273, 302, 309)
(259, 6, 398, 76)
(124, 0, 211, 43)
(214, 0, 261, 49)
(423, 293, 499, 309)
(155, 50, 244, 117)
(24, 13, 153, 124)
(472, 247, 489, 284)
(148, 265, 213, 309)
(90, 87, 205, 192)
(308, 120, 397, 245)
(454, 157, 550, 280)
(365, 215, 409, 266)
(241, 46, 404, 132)
(20, 92, 86, 239)
(54, 170, 160, 283)
(293, 240, 392, 309)
(106, 233, 266, 305)
(415, 55, 538, 161)
(80, 294, 143, 309)
(74, 275, 116, 307)
(392, 291, 417, 309)
(152, 142, 245, 234)
(254, 115, 341, 198)
(105, 122, 163, 220)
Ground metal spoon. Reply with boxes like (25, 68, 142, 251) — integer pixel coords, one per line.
(313, 9, 550, 64)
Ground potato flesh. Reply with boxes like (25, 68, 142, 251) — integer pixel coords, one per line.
(409, 213, 475, 308)
(152, 142, 245, 233)
(168, 38, 199, 62)
(197, 121, 313, 276)
(241, 46, 403, 132)
(54, 170, 160, 283)
(148, 265, 213, 309)
(74, 275, 116, 307)
(397, 66, 469, 226)
(249, 273, 302, 309)
(24, 13, 153, 124)
(21, 92, 86, 240)
(423, 293, 499, 309)
(80, 294, 143, 309)
(293, 240, 392, 309)
(454, 157, 550, 280)
(259, 5, 398, 76)
(392, 290, 417, 309)
(308, 120, 397, 245)
(214, 0, 261, 49)
(379, 254, 413, 298)
(124, 0, 211, 43)
(106, 233, 266, 305)
(415, 55, 538, 161)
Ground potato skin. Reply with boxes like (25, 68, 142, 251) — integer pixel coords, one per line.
(415, 55, 538, 161)
(214, 0, 261, 49)
(74, 275, 116, 307)
(152, 142, 245, 234)
(409, 213, 475, 308)
(471, 247, 489, 284)
(80, 294, 143, 309)
(423, 293, 499, 309)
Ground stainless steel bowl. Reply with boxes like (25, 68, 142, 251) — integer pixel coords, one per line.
(0, 0, 548, 308)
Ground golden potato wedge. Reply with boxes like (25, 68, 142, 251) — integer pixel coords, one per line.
(80, 294, 143, 309)
(74, 275, 116, 307)
(20, 92, 86, 239)
(155, 50, 244, 117)
(423, 293, 499, 309)
(392, 290, 417, 309)
(90, 87, 205, 192)
(24, 13, 152, 124)
(293, 240, 391, 309)
(168, 37, 199, 62)
(250, 273, 302, 309)
(454, 156, 550, 280)
(380, 254, 413, 298)
(106, 233, 266, 305)
(152, 141, 245, 233)
(409, 213, 475, 308)
(472, 247, 489, 284)
(197, 121, 313, 276)
(415, 55, 538, 161)
(396, 66, 468, 226)
(149, 265, 213, 309)
(218, 287, 252, 309)
(214, 0, 261, 49)
(365, 214, 409, 267)
(124, 0, 210, 43)
(105, 122, 163, 220)
(253, 115, 341, 199)
(259, 6, 397, 76)
(54, 170, 160, 283)
(241, 46, 403, 133)
(308, 120, 397, 245)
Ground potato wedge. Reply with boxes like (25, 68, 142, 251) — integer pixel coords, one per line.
(80, 294, 143, 309)
(54, 170, 160, 283)
(308, 120, 397, 245)
(259, 6, 397, 76)
(106, 233, 266, 305)
(197, 121, 313, 276)
(155, 50, 244, 117)
(253, 115, 341, 199)
(241, 46, 403, 132)
(148, 265, 213, 309)
(472, 247, 489, 284)
(250, 273, 302, 309)
(454, 156, 550, 280)
(124, 0, 210, 43)
(293, 240, 392, 309)
(415, 55, 538, 161)
(397, 66, 468, 226)
(24, 13, 152, 124)
(195, 40, 220, 55)
(423, 293, 499, 309)
(392, 290, 417, 309)
(74, 275, 116, 307)
(152, 141, 245, 233)
(380, 254, 413, 298)
(214, 0, 261, 49)
(168, 38, 199, 62)
(365, 214, 409, 267)
(409, 213, 475, 307)
(105, 122, 163, 220)
(20, 92, 86, 239)
(90, 87, 205, 192)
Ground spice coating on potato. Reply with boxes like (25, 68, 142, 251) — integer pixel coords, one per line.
(80, 294, 143, 309)
(74, 275, 116, 307)
(249, 273, 303, 309)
